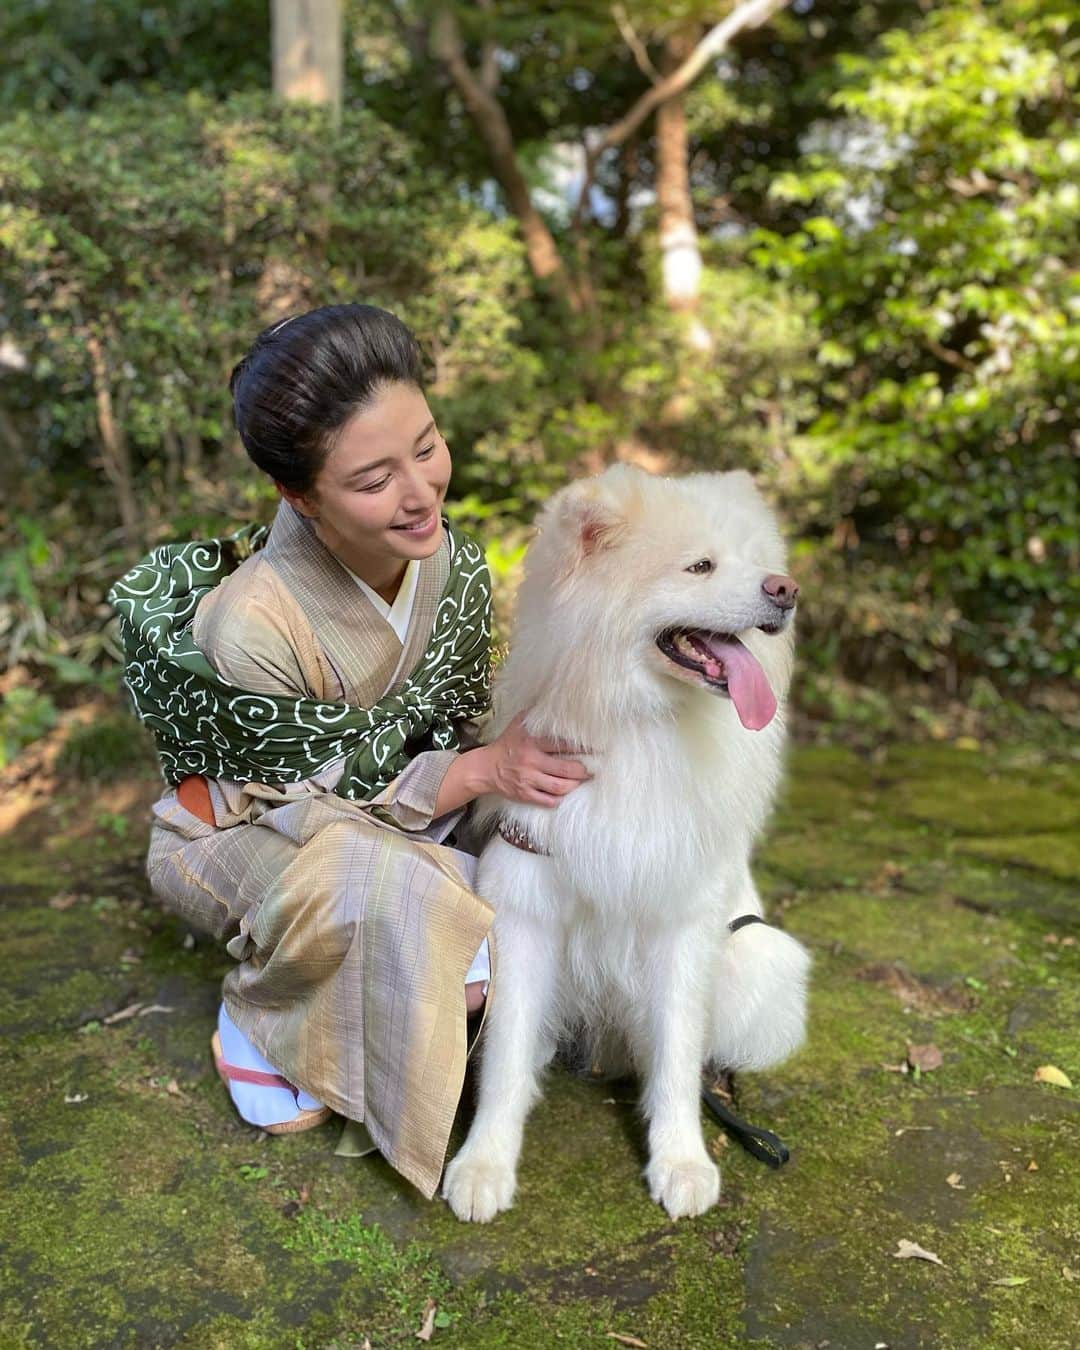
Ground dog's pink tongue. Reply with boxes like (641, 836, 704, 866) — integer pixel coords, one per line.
(702, 636, 777, 731)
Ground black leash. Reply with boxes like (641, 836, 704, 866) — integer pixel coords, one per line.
(701, 1085, 790, 1168)
(700, 913, 792, 1169)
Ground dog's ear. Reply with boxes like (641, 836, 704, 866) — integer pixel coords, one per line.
(578, 503, 622, 557)
(556, 492, 625, 562)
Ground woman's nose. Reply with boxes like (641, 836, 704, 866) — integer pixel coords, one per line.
(401, 463, 439, 510)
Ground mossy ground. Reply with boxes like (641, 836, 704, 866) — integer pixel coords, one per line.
(2, 742, 1077, 1349)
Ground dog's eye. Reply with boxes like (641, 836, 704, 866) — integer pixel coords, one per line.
(685, 559, 714, 575)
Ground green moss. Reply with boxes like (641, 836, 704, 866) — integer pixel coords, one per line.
(2, 742, 1078, 1347)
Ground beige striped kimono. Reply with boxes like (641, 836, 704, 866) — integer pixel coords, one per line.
(145, 502, 494, 1197)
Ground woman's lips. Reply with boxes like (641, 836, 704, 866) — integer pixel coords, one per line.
(391, 510, 439, 539)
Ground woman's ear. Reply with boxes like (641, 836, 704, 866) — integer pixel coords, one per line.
(276, 481, 319, 519)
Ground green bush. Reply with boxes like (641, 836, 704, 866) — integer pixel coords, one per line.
(56, 713, 155, 781)
(751, 1, 1078, 688)
(0, 686, 57, 769)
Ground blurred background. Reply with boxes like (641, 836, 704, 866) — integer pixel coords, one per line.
(1, 0, 1075, 774)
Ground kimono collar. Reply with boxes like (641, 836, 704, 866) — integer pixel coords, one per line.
(262, 502, 450, 706)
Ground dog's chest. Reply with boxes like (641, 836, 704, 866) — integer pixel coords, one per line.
(550, 744, 731, 912)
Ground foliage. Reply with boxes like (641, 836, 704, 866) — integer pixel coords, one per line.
(0, 0, 268, 111)
(0, 685, 57, 770)
(0, 0, 1075, 766)
(752, 0, 1078, 685)
(56, 714, 155, 782)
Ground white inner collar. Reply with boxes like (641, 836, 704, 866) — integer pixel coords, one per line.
(345, 559, 419, 645)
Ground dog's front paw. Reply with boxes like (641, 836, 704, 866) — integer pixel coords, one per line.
(442, 1149, 517, 1223)
(645, 1155, 721, 1220)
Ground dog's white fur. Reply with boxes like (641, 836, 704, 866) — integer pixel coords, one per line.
(443, 465, 810, 1222)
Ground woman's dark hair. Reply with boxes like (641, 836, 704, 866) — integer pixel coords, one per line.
(229, 303, 425, 494)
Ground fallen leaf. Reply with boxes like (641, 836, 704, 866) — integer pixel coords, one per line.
(1026, 1160, 1038, 1172)
(870, 860, 905, 893)
(881, 1063, 909, 1074)
(945, 1173, 965, 1190)
(894, 1125, 932, 1136)
(606, 1335, 648, 1349)
(892, 1239, 945, 1267)
(990, 1276, 1029, 1287)
(907, 1043, 944, 1073)
(1033, 1065, 1072, 1089)
(63, 1092, 88, 1104)
(165, 1079, 182, 1097)
(415, 1298, 437, 1341)
(49, 893, 79, 910)
(1063, 1267, 1078, 1282)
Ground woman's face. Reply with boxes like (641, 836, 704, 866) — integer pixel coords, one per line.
(284, 380, 452, 583)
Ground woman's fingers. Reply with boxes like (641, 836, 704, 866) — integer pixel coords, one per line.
(532, 772, 580, 798)
(535, 752, 591, 780)
(536, 739, 593, 757)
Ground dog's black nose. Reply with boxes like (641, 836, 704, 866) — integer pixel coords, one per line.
(762, 574, 799, 609)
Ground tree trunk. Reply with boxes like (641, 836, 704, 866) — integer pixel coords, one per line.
(85, 332, 139, 539)
(162, 423, 181, 496)
(272, 0, 343, 125)
(431, 7, 580, 310)
(656, 32, 702, 314)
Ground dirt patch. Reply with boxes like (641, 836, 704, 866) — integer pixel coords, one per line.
(855, 962, 974, 1013)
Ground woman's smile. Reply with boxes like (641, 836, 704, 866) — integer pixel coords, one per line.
(391, 509, 439, 538)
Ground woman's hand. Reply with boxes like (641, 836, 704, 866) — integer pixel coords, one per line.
(478, 712, 592, 808)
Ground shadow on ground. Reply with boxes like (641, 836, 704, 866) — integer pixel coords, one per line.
(1, 744, 1077, 1348)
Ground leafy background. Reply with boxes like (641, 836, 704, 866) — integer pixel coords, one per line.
(1, 0, 1075, 770)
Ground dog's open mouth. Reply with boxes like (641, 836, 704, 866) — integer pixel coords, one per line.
(656, 628, 778, 731)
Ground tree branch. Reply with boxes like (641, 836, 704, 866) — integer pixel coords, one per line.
(600, 0, 790, 155)
(612, 4, 661, 84)
(431, 6, 572, 298)
(576, 0, 791, 225)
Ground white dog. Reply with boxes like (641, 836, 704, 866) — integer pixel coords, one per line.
(444, 465, 810, 1222)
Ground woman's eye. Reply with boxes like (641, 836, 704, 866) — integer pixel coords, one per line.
(685, 559, 714, 575)
(358, 476, 391, 493)
(417, 443, 436, 460)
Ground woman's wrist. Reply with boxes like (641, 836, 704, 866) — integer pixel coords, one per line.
(460, 744, 496, 798)
(432, 745, 496, 818)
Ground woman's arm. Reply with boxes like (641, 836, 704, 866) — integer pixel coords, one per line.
(433, 713, 592, 816)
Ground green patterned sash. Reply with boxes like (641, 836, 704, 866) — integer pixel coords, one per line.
(107, 521, 491, 800)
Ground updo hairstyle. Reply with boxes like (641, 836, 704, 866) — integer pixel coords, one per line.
(229, 303, 425, 494)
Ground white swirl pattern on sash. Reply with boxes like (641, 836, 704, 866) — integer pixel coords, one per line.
(108, 522, 491, 800)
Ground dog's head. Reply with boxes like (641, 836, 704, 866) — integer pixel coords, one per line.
(516, 464, 797, 731)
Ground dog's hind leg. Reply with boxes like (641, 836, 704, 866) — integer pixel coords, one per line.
(442, 908, 560, 1223)
(635, 920, 721, 1220)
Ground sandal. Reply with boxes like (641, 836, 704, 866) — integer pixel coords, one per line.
(211, 1030, 332, 1135)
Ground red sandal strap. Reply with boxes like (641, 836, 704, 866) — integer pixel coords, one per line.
(214, 1048, 297, 1092)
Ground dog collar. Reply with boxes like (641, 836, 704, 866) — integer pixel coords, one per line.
(497, 817, 551, 856)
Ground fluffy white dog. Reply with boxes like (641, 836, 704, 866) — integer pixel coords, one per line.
(443, 465, 810, 1222)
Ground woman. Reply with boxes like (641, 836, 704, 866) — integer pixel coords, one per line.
(109, 304, 590, 1196)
